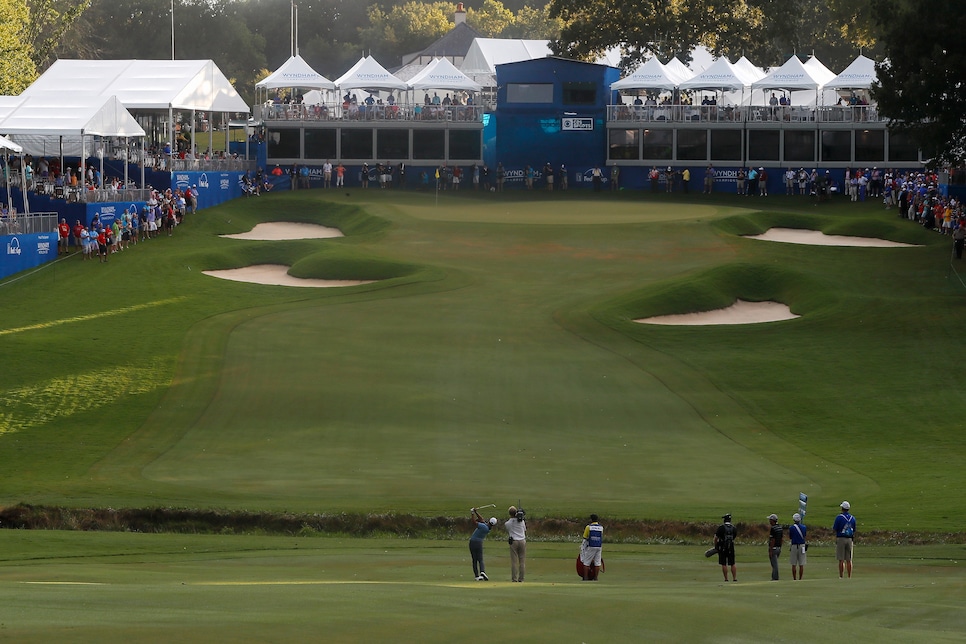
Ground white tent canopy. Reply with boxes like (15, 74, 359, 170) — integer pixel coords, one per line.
(21, 59, 250, 113)
(664, 57, 695, 84)
(460, 38, 552, 76)
(804, 56, 837, 86)
(0, 134, 22, 153)
(257, 54, 335, 90)
(408, 57, 482, 92)
(611, 57, 681, 91)
(0, 95, 144, 137)
(335, 56, 408, 92)
(825, 54, 877, 90)
(679, 57, 748, 92)
(733, 56, 766, 84)
(752, 55, 826, 92)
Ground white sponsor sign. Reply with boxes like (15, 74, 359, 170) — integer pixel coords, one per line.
(562, 117, 594, 131)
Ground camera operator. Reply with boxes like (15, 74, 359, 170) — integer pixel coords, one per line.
(505, 506, 527, 582)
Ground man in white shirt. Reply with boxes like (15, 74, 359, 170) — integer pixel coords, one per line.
(505, 506, 527, 582)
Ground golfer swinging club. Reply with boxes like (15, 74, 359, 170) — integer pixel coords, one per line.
(469, 507, 497, 581)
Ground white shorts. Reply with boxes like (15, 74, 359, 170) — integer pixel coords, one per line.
(789, 544, 807, 566)
(149, 221, 158, 232)
(580, 545, 602, 566)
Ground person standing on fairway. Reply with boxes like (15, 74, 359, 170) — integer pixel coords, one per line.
(469, 508, 497, 581)
(505, 506, 527, 582)
(767, 513, 782, 580)
(714, 514, 738, 582)
(789, 513, 807, 580)
(580, 514, 603, 581)
(833, 501, 856, 578)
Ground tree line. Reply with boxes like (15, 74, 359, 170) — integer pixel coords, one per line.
(4, 0, 964, 162)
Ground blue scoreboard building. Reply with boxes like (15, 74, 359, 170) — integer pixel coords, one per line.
(490, 57, 620, 187)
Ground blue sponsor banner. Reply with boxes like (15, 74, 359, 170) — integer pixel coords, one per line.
(172, 171, 245, 210)
(86, 202, 147, 229)
(1, 232, 57, 279)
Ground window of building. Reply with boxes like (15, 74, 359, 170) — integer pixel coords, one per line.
(710, 130, 742, 161)
(748, 130, 780, 161)
(641, 129, 672, 160)
(267, 129, 300, 159)
(507, 83, 554, 103)
(449, 130, 482, 160)
(376, 129, 409, 160)
(341, 129, 373, 159)
(821, 130, 851, 162)
(677, 129, 708, 161)
(783, 130, 815, 163)
(413, 130, 445, 159)
(888, 131, 920, 162)
(304, 129, 337, 160)
(855, 129, 885, 163)
(563, 82, 597, 105)
(609, 129, 639, 160)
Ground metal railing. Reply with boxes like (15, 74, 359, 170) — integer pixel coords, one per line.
(257, 103, 484, 123)
(606, 104, 882, 124)
(0, 211, 58, 236)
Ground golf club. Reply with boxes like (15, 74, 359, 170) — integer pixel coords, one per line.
(470, 504, 496, 512)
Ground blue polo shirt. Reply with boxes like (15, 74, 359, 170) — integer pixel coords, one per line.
(833, 513, 855, 538)
(789, 523, 807, 545)
(470, 522, 490, 541)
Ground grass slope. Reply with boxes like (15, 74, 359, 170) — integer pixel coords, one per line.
(0, 189, 962, 532)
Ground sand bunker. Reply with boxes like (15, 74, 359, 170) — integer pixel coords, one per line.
(203, 264, 375, 288)
(635, 300, 799, 326)
(747, 228, 916, 247)
(221, 222, 344, 240)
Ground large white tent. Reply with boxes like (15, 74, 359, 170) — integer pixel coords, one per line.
(752, 55, 826, 92)
(335, 56, 408, 92)
(460, 38, 552, 77)
(0, 95, 144, 138)
(679, 58, 748, 92)
(825, 54, 877, 90)
(22, 59, 250, 113)
(408, 57, 482, 92)
(0, 134, 21, 153)
(256, 54, 335, 91)
(611, 57, 682, 91)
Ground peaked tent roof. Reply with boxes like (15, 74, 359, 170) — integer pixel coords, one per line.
(733, 56, 766, 84)
(0, 95, 144, 137)
(0, 133, 22, 153)
(408, 57, 482, 92)
(256, 54, 335, 90)
(824, 54, 876, 90)
(803, 56, 836, 85)
(664, 57, 694, 84)
(459, 38, 553, 75)
(21, 59, 250, 113)
(334, 56, 408, 92)
(679, 57, 748, 92)
(611, 57, 681, 91)
(752, 55, 826, 91)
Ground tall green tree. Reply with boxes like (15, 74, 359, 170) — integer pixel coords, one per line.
(0, 0, 36, 94)
(547, 0, 764, 68)
(503, 4, 566, 40)
(466, 0, 514, 37)
(24, 0, 91, 71)
(743, 0, 877, 69)
(357, 1, 454, 65)
(871, 0, 966, 163)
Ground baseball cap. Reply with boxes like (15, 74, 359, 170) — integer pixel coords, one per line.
(722, 513, 732, 521)
(841, 501, 850, 510)
(792, 513, 801, 522)
(767, 513, 778, 521)
(488, 517, 497, 526)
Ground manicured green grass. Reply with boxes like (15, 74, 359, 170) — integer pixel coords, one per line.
(0, 188, 960, 528)
(0, 532, 964, 642)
